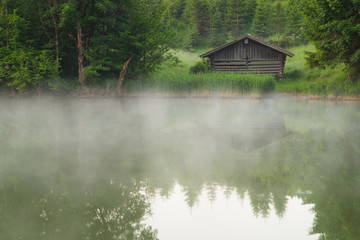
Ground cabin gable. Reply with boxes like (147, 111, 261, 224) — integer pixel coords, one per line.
(211, 39, 284, 61)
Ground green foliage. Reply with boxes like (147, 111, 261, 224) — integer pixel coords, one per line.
(257, 76, 275, 93)
(251, 0, 271, 38)
(272, 3, 286, 45)
(0, 0, 174, 92)
(302, 0, 360, 79)
(226, 0, 245, 37)
(189, 59, 210, 74)
(285, 0, 304, 45)
(166, 0, 305, 51)
(209, 0, 227, 47)
(0, 48, 59, 92)
(116, 0, 174, 77)
(3, 0, 360, 94)
(182, 0, 209, 49)
(0, 9, 58, 92)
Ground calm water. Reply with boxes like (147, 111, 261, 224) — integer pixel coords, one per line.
(0, 97, 359, 240)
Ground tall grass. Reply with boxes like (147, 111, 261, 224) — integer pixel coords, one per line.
(123, 72, 275, 96)
(121, 46, 360, 98)
(121, 49, 275, 96)
(276, 44, 360, 97)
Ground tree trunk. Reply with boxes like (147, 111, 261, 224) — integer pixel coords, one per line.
(77, 21, 85, 85)
(117, 58, 131, 95)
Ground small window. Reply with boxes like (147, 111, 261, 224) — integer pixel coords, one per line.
(244, 38, 249, 44)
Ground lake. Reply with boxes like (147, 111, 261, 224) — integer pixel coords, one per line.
(1, 97, 359, 239)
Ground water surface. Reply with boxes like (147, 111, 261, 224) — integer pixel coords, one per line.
(1, 97, 359, 239)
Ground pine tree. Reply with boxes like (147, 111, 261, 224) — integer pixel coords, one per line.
(251, 0, 271, 38)
(209, 0, 227, 46)
(273, 2, 286, 45)
(183, 0, 209, 48)
(210, 10, 226, 46)
(285, 0, 303, 45)
(243, 0, 257, 29)
(226, 0, 245, 38)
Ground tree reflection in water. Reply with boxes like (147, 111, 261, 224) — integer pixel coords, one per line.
(0, 98, 359, 239)
(0, 166, 158, 239)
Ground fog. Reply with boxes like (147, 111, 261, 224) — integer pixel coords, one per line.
(1, 97, 360, 239)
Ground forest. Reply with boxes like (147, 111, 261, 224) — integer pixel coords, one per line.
(0, 0, 360, 94)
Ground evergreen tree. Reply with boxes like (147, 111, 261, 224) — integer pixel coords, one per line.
(209, 0, 227, 46)
(243, 0, 257, 30)
(183, 0, 209, 48)
(184, 21, 201, 49)
(285, 0, 303, 45)
(273, 2, 286, 45)
(226, 0, 245, 38)
(169, 0, 186, 19)
(210, 10, 227, 46)
(251, 0, 271, 38)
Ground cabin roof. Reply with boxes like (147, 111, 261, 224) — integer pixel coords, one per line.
(200, 34, 295, 58)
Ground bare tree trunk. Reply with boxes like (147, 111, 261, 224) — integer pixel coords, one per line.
(77, 21, 85, 85)
(116, 58, 131, 95)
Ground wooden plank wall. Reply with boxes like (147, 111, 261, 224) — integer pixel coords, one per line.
(210, 39, 286, 77)
(213, 61, 283, 75)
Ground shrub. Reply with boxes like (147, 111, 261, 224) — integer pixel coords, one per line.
(189, 59, 210, 74)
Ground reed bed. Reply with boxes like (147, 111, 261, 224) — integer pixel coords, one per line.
(122, 72, 276, 96)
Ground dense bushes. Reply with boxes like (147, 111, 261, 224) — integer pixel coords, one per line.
(0, 11, 58, 92)
(189, 59, 211, 74)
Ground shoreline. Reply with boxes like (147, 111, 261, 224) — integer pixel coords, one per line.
(2, 91, 360, 102)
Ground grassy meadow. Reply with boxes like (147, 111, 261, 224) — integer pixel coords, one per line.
(278, 45, 360, 97)
(122, 50, 276, 97)
(79, 45, 360, 98)
(119, 45, 360, 98)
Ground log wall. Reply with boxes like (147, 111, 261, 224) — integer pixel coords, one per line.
(209, 39, 286, 77)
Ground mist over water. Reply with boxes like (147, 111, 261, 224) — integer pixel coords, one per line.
(1, 97, 360, 239)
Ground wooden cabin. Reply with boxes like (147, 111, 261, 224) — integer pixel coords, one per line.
(200, 34, 294, 78)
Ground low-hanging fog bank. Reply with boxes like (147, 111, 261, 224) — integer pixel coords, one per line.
(1, 97, 360, 239)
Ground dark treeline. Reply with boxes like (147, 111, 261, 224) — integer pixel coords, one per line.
(1, 0, 360, 93)
(0, 0, 305, 93)
(0, 0, 172, 92)
(167, 0, 304, 49)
